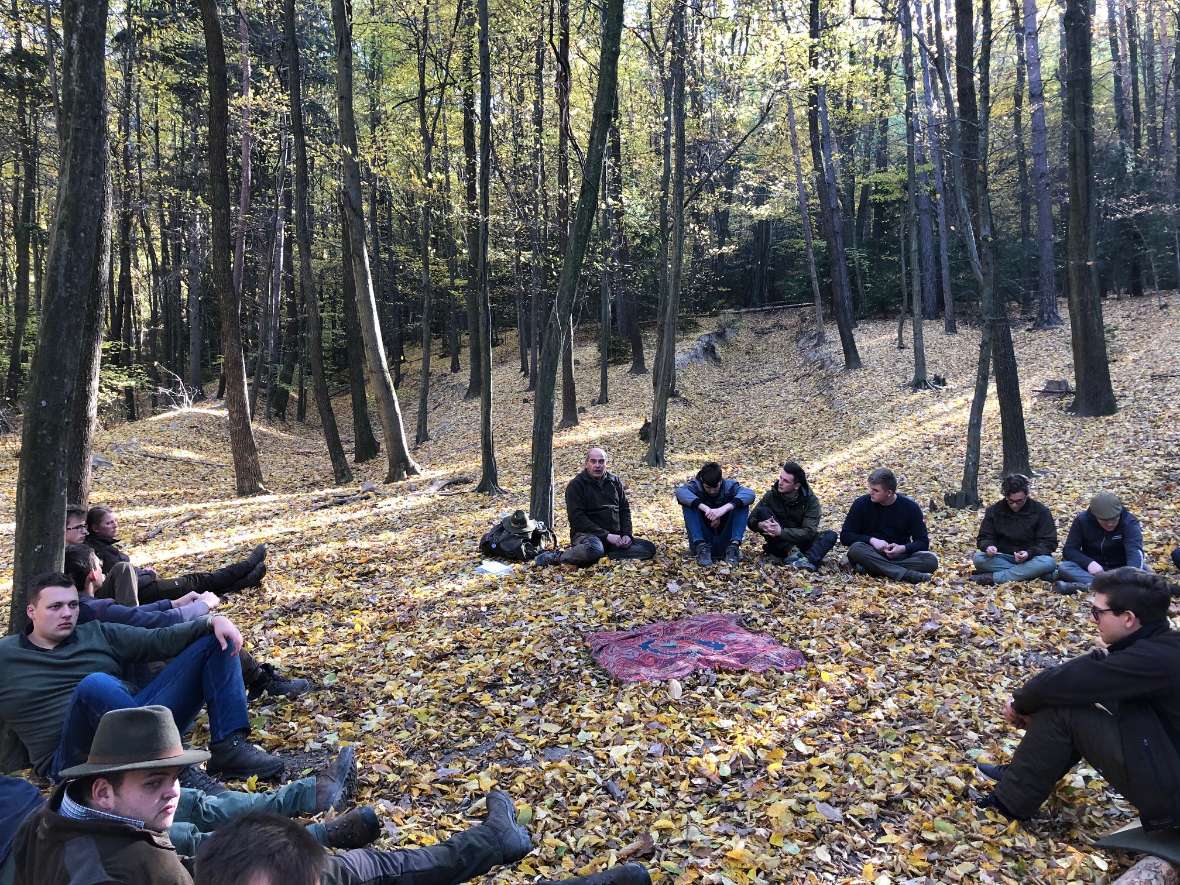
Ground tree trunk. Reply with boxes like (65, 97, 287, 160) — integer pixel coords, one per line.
(285, 0, 350, 479)
(526, 24, 546, 391)
(645, 0, 685, 467)
(231, 5, 251, 306)
(528, 0, 623, 526)
(1011, 0, 1034, 311)
(4, 7, 35, 405)
(414, 1, 435, 446)
(331, 0, 421, 481)
(1023, 0, 1062, 326)
(1064, 0, 1118, 415)
(556, 0, 579, 428)
(786, 92, 824, 343)
(597, 161, 611, 406)
(900, 0, 928, 387)
(196, 0, 266, 496)
(609, 109, 645, 374)
(186, 215, 204, 396)
(461, 1, 482, 401)
(341, 212, 380, 462)
(11, 0, 111, 633)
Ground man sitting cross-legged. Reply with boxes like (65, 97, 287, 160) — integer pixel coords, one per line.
(0, 572, 284, 784)
(83, 505, 267, 603)
(1054, 492, 1148, 595)
(840, 467, 939, 584)
(969, 474, 1058, 586)
(64, 544, 310, 706)
(747, 461, 839, 571)
(6, 708, 387, 885)
(537, 447, 657, 568)
(975, 568, 1180, 829)
(674, 461, 755, 566)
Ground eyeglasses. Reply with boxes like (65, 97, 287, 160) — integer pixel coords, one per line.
(66, 525, 86, 533)
(1090, 604, 1121, 620)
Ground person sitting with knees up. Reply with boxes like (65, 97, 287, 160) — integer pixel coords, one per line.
(748, 461, 838, 571)
(974, 569, 1180, 829)
(969, 474, 1058, 586)
(840, 467, 939, 583)
(674, 461, 755, 566)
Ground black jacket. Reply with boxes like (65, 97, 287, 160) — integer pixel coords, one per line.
(976, 498, 1057, 556)
(85, 535, 155, 587)
(1013, 620, 1180, 829)
(1062, 510, 1147, 572)
(565, 470, 633, 540)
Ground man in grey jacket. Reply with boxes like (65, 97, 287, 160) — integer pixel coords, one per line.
(674, 462, 755, 566)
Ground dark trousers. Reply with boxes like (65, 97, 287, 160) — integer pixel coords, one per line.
(846, 541, 939, 580)
(762, 530, 838, 566)
(47, 635, 249, 780)
(559, 533, 657, 567)
(128, 556, 258, 604)
(994, 704, 1134, 820)
(324, 821, 502, 885)
(682, 504, 748, 556)
(1172, 547, 1180, 572)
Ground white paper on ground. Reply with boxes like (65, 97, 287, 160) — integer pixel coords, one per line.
(475, 559, 515, 576)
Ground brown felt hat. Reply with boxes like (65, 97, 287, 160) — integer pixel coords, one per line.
(58, 705, 210, 779)
(1089, 491, 1124, 521)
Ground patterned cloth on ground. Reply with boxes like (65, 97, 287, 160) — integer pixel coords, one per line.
(587, 613, 807, 683)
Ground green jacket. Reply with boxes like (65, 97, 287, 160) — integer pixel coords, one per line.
(748, 485, 822, 547)
(0, 618, 214, 775)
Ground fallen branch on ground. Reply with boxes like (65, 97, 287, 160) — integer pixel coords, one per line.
(136, 513, 199, 543)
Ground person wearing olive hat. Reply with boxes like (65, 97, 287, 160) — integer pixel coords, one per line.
(1054, 492, 1148, 595)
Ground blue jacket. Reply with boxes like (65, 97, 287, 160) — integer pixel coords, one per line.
(77, 596, 209, 629)
(1062, 509, 1146, 572)
(674, 477, 755, 511)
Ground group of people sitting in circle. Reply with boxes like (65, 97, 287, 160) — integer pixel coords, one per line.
(1, 452, 1178, 883)
(0, 505, 652, 885)
(537, 447, 1177, 595)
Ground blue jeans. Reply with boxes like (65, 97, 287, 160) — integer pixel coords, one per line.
(171, 777, 322, 855)
(47, 634, 249, 780)
(1056, 560, 1096, 586)
(971, 552, 1057, 583)
(682, 504, 748, 556)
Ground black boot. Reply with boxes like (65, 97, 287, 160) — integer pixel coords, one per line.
(483, 790, 532, 864)
(322, 806, 381, 849)
(194, 553, 265, 595)
(312, 746, 357, 813)
(178, 764, 228, 796)
(207, 731, 285, 780)
(541, 863, 652, 885)
(804, 530, 838, 567)
(246, 660, 310, 701)
(221, 562, 267, 596)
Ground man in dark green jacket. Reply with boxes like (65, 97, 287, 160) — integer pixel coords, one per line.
(0, 572, 282, 783)
(747, 462, 838, 570)
(969, 474, 1058, 585)
(975, 568, 1180, 829)
(545, 448, 656, 567)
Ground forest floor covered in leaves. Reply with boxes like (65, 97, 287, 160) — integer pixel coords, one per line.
(3, 296, 1180, 883)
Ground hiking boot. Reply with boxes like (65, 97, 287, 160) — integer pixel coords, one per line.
(322, 806, 381, 849)
(246, 544, 267, 567)
(179, 764, 228, 796)
(483, 790, 532, 864)
(976, 762, 1007, 782)
(1053, 580, 1085, 596)
(313, 746, 358, 813)
(969, 573, 995, 585)
(724, 544, 741, 566)
(247, 662, 311, 701)
(223, 562, 266, 596)
(789, 558, 817, 572)
(533, 550, 561, 567)
(694, 543, 713, 567)
(207, 732, 285, 780)
(901, 570, 931, 584)
(541, 863, 652, 885)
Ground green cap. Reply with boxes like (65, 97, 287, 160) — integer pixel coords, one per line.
(1088, 491, 1124, 521)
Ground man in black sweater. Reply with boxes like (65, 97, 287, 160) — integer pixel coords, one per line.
(976, 568, 1180, 829)
(543, 448, 656, 567)
(839, 467, 938, 584)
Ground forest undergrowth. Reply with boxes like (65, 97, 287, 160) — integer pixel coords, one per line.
(2, 297, 1179, 883)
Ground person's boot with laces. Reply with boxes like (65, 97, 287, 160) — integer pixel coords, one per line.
(541, 863, 652, 885)
(694, 542, 713, 567)
(247, 661, 311, 701)
(481, 790, 532, 864)
(322, 806, 381, 849)
(312, 746, 357, 813)
(207, 731, 285, 780)
(724, 544, 741, 566)
(178, 764, 227, 796)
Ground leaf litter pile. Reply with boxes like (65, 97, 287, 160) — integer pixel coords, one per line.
(2, 298, 1179, 883)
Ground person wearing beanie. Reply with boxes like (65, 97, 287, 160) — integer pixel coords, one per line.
(1054, 492, 1147, 595)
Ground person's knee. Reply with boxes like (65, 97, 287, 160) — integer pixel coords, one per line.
(847, 541, 874, 562)
(971, 551, 991, 569)
(1026, 555, 1057, 576)
(75, 672, 124, 700)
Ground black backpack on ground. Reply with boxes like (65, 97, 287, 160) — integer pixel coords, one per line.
(479, 510, 557, 562)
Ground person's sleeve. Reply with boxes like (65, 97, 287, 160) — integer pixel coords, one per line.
(1123, 514, 1146, 569)
(905, 501, 930, 554)
(780, 497, 820, 545)
(618, 478, 634, 538)
(171, 600, 211, 622)
(674, 482, 700, 510)
(92, 600, 184, 628)
(100, 617, 214, 661)
(748, 493, 771, 533)
(1013, 646, 1173, 714)
(976, 506, 996, 552)
(1030, 505, 1058, 557)
(565, 480, 603, 539)
(840, 498, 869, 547)
(1062, 514, 1094, 569)
(732, 483, 756, 508)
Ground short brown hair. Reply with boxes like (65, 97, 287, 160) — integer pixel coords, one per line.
(28, 572, 77, 605)
(194, 812, 327, 885)
(1093, 568, 1178, 624)
(867, 467, 896, 492)
(85, 505, 114, 531)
